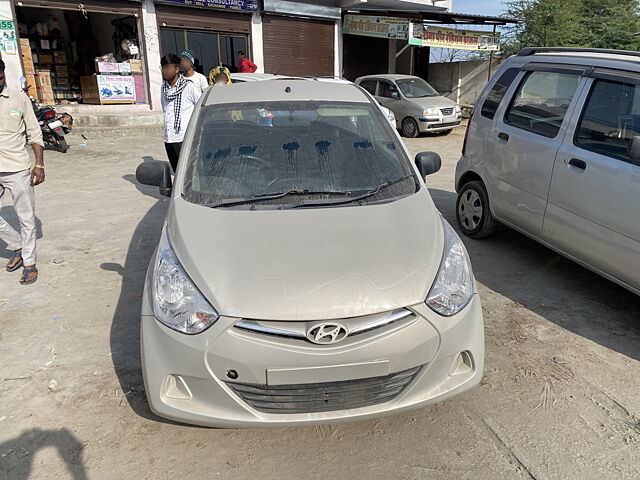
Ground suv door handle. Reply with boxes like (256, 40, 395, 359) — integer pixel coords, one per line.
(568, 158, 587, 170)
(498, 132, 509, 141)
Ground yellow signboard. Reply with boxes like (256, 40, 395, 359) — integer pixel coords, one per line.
(410, 25, 500, 51)
(343, 15, 409, 40)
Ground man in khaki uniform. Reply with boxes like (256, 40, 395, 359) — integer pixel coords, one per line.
(0, 60, 45, 285)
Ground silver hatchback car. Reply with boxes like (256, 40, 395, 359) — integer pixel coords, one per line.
(136, 79, 484, 427)
(456, 47, 640, 295)
(356, 74, 462, 137)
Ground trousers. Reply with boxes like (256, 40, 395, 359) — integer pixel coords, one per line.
(0, 169, 37, 265)
(164, 142, 182, 173)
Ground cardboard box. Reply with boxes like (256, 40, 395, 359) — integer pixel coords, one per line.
(55, 65, 68, 77)
(127, 59, 143, 74)
(53, 50, 66, 63)
(39, 54, 53, 64)
(20, 39, 35, 75)
(35, 70, 55, 105)
(96, 62, 119, 74)
(55, 77, 70, 87)
(118, 62, 131, 74)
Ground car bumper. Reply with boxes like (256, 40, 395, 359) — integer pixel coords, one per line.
(418, 115, 462, 132)
(140, 281, 484, 428)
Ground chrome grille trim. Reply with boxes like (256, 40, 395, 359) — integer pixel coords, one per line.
(226, 366, 422, 414)
(440, 107, 454, 115)
(233, 309, 414, 343)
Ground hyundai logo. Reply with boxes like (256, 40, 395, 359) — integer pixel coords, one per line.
(306, 323, 349, 345)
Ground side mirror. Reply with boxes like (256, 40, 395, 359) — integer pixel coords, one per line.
(415, 151, 442, 178)
(136, 160, 173, 197)
(629, 136, 640, 165)
(391, 91, 400, 100)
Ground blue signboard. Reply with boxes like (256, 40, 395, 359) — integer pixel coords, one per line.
(158, 0, 258, 12)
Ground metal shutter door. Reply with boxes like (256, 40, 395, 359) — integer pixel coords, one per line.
(155, 5, 251, 33)
(263, 15, 334, 77)
(17, 0, 141, 15)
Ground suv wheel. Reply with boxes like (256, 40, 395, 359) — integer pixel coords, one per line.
(456, 180, 496, 238)
(401, 118, 419, 138)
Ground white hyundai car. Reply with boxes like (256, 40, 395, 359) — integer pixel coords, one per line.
(136, 79, 484, 427)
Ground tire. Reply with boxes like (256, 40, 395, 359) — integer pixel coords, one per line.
(456, 180, 496, 239)
(401, 117, 420, 138)
(56, 137, 69, 153)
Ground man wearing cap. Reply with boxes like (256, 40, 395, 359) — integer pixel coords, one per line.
(0, 59, 45, 285)
(179, 50, 209, 92)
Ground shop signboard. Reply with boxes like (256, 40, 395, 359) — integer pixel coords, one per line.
(157, 0, 258, 12)
(343, 15, 409, 40)
(409, 24, 500, 51)
(0, 19, 17, 55)
(97, 75, 136, 103)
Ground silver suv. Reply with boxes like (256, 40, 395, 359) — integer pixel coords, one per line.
(456, 47, 640, 296)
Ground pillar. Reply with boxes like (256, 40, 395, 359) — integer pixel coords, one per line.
(334, 18, 343, 77)
(0, 0, 23, 88)
(141, 0, 162, 111)
(250, 13, 264, 73)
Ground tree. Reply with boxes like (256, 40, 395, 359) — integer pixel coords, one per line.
(500, 0, 640, 54)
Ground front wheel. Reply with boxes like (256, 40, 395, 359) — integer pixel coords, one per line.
(456, 180, 496, 239)
(401, 118, 419, 138)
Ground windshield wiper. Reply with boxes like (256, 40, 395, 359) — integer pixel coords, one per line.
(210, 189, 352, 208)
(289, 174, 416, 208)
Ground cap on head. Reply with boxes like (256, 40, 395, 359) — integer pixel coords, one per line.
(0, 59, 5, 72)
(179, 49, 196, 66)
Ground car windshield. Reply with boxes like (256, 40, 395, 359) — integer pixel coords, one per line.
(183, 101, 418, 209)
(396, 78, 439, 98)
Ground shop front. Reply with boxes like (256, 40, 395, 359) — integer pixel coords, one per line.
(154, 0, 256, 76)
(261, 0, 339, 78)
(13, 0, 148, 106)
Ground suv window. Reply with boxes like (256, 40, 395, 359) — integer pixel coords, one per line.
(575, 79, 640, 165)
(481, 68, 520, 119)
(379, 81, 399, 99)
(359, 80, 377, 96)
(505, 71, 581, 138)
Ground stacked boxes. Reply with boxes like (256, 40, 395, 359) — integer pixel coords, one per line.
(35, 70, 55, 105)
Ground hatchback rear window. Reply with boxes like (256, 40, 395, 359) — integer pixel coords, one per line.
(480, 68, 520, 120)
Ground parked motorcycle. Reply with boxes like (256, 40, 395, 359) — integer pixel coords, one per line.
(22, 83, 72, 153)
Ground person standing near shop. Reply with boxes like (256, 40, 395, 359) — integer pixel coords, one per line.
(179, 50, 209, 93)
(236, 51, 257, 73)
(0, 60, 45, 285)
(161, 54, 202, 173)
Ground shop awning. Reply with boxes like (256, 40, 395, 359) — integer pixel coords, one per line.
(344, 10, 517, 26)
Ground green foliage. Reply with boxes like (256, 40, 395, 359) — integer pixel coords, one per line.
(501, 0, 640, 55)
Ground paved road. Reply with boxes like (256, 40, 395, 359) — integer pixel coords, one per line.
(0, 126, 638, 480)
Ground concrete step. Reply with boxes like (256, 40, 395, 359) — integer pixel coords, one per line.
(56, 105, 163, 128)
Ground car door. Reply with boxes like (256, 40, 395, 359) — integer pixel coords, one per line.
(544, 70, 640, 291)
(376, 80, 403, 117)
(483, 64, 587, 237)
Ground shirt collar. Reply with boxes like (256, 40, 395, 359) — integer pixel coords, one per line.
(0, 88, 9, 98)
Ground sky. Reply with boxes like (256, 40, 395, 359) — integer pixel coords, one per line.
(452, 0, 504, 17)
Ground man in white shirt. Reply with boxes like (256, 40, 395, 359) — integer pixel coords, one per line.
(179, 50, 209, 93)
(160, 54, 202, 172)
(0, 60, 45, 285)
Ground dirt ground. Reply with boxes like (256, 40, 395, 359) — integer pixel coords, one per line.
(0, 125, 639, 480)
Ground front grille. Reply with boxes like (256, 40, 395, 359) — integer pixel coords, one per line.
(226, 366, 422, 414)
(440, 107, 454, 115)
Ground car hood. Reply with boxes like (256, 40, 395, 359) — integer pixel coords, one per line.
(167, 190, 444, 321)
(407, 95, 457, 109)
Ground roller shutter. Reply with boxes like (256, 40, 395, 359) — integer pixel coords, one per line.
(155, 4, 251, 34)
(263, 15, 334, 77)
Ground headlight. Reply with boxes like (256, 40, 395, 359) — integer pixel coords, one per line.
(423, 107, 440, 117)
(152, 228, 219, 334)
(455, 105, 462, 114)
(387, 110, 396, 122)
(426, 216, 475, 316)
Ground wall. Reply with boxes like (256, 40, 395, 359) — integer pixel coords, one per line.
(427, 57, 506, 106)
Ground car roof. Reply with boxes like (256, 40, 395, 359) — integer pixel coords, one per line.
(231, 73, 282, 82)
(203, 79, 371, 105)
(357, 74, 421, 81)
(502, 49, 640, 74)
